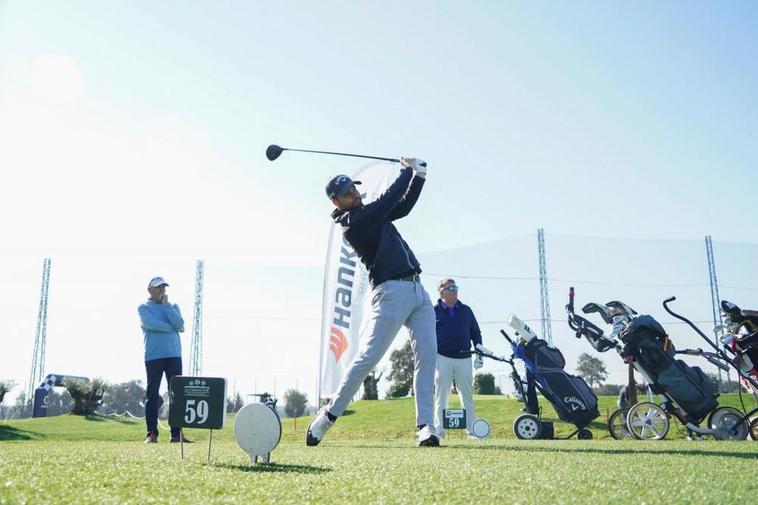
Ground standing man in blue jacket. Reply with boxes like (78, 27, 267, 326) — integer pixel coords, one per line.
(433, 278, 483, 438)
(307, 157, 439, 447)
(138, 276, 190, 444)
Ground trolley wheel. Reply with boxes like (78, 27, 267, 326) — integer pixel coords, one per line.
(513, 414, 543, 440)
(626, 402, 669, 441)
(708, 407, 748, 441)
(608, 409, 632, 440)
(749, 418, 758, 441)
(577, 428, 593, 440)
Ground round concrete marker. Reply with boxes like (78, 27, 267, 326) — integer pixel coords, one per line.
(471, 418, 491, 439)
(234, 403, 282, 463)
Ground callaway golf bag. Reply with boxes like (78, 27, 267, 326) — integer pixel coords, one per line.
(505, 315, 599, 439)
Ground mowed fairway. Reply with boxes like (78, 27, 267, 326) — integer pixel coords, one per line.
(1, 396, 756, 504)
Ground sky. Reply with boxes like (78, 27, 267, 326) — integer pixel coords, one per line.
(1, 2, 757, 408)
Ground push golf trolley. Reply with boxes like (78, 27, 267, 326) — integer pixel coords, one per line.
(475, 314, 599, 440)
(567, 287, 750, 441)
(664, 297, 758, 440)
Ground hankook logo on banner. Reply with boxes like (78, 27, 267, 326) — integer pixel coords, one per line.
(329, 241, 357, 363)
(329, 327, 348, 361)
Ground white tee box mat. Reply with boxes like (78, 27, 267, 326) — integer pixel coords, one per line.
(168, 376, 227, 460)
(234, 402, 282, 464)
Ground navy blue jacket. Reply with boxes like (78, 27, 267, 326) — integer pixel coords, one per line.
(435, 300, 483, 359)
(332, 167, 424, 287)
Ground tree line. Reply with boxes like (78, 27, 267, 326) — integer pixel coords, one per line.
(1, 344, 741, 419)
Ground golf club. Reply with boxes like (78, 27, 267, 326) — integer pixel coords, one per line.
(266, 144, 426, 167)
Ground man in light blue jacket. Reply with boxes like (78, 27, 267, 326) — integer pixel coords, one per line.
(139, 276, 189, 444)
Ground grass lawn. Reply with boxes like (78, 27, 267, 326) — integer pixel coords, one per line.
(1, 395, 756, 504)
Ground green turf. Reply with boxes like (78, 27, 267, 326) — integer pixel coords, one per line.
(1, 396, 756, 504)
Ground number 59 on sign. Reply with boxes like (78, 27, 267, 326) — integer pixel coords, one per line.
(443, 408, 467, 430)
(169, 376, 227, 430)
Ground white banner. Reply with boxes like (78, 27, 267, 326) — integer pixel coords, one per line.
(318, 162, 397, 398)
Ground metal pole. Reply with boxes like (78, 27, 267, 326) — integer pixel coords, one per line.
(537, 229, 553, 345)
(705, 236, 731, 391)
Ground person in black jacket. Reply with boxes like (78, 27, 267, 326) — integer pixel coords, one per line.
(307, 157, 439, 447)
(433, 278, 483, 438)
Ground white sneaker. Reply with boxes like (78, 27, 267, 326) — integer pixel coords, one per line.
(417, 425, 440, 447)
(306, 407, 334, 446)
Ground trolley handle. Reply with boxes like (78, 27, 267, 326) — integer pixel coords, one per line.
(567, 286, 576, 314)
(500, 329, 515, 345)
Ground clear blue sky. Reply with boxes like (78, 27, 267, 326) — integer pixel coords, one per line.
(1, 2, 757, 404)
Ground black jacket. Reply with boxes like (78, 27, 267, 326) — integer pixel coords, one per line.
(331, 167, 424, 287)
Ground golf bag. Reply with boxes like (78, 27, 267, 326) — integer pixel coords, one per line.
(518, 337, 600, 429)
(618, 315, 718, 423)
(721, 300, 758, 388)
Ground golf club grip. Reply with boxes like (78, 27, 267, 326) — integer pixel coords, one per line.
(286, 148, 399, 164)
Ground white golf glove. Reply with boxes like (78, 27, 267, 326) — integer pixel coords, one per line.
(400, 157, 427, 178)
(474, 355, 484, 369)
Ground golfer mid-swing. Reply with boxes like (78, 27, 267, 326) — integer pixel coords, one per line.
(307, 157, 439, 447)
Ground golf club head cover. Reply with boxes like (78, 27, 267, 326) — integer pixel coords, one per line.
(506, 314, 539, 342)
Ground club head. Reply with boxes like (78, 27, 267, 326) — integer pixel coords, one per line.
(266, 144, 284, 161)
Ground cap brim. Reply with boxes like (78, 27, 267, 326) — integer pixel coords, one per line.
(335, 180, 362, 197)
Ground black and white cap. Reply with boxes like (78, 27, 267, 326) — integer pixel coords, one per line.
(325, 174, 362, 199)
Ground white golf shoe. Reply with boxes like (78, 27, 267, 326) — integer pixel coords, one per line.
(306, 407, 334, 446)
(416, 425, 440, 447)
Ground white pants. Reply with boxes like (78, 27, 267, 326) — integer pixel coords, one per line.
(434, 354, 476, 436)
(328, 280, 437, 428)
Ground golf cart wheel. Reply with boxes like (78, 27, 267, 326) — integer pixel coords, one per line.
(626, 402, 669, 441)
(513, 414, 543, 440)
(577, 428, 593, 440)
(608, 409, 632, 440)
(708, 407, 748, 441)
(749, 418, 758, 441)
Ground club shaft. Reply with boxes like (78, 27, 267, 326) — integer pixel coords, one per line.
(283, 148, 399, 164)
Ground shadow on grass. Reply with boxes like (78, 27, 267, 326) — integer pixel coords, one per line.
(98, 414, 139, 425)
(338, 441, 757, 460)
(77, 414, 136, 425)
(445, 443, 758, 460)
(0, 424, 42, 441)
(490, 441, 758, 459)
(213, 462, 331, 474)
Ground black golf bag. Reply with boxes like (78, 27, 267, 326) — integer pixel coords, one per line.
(520, 338, 600, 430)
(618, 315, 718, 423)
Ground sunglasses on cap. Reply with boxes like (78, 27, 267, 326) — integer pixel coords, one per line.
(441, 284, 458, 293)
